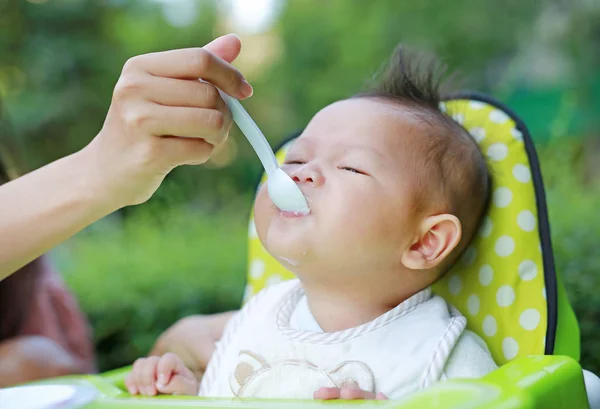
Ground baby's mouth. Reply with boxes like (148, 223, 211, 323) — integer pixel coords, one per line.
(279, 210, 310, 218)
(276, 188, 312, 218)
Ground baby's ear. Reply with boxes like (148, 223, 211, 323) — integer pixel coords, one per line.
(401, 214, 462, 270)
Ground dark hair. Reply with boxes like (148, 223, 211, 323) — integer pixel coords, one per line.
(354, 45, 491, 271)
(357, 46, 453, 112)
(0, 95, 46, 341)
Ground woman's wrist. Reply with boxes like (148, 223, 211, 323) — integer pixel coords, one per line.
(68, 145, 126, 215)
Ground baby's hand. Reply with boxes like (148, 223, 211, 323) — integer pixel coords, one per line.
(125, 353, 199, 396)
(314, 387, 388, 400)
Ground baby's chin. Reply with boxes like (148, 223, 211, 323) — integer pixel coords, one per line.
(258, 222, 312, 269)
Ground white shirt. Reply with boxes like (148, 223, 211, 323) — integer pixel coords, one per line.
(200, 280, 497, 399)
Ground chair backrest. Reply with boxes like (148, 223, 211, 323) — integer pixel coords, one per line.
(244, 92, 580, 366)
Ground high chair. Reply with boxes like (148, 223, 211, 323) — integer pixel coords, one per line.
(3, 92, 599, 409)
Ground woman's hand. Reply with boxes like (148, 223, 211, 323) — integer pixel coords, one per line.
(83, 33, 252, 208)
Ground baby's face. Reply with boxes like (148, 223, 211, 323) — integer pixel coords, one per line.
(254, 98, 426, 281)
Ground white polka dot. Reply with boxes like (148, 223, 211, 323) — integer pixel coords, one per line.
(469, 127, 486, 142)
(519, 309, 541, 331)
(518, 260, 538, 281)
(479, 217, 493, 238)
(462, 247, 477, 266)
(513, 164, 531, 183)
(243, 284, 254, 301)
(467, 294, 480, 316)
(487, 143, 509, 161)
(502, 337, 519, 360)
(497, 285, 516, 307)
(439, 102, 446, 112)
(489, 109, 510, 124)
(266, 274, 283, 287)
(483, 315, 497, 337)
(479, 265, 494, 286)
(542, 288, 547, 300)
(517, 210, 536, 232)
(511, 128, 523, 141)
(469, 101, 486, 110)
(452, 113, 465, 124)
(249, 219, 258, 239)
(448, 275, 463, 296)
(249, 259, 265, 280)
(493, 187, 513, 208)
(495, 236, 515, 257)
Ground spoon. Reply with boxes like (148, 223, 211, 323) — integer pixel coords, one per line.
(218, 90, 310, 214)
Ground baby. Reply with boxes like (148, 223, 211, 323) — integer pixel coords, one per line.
(126, 45, 497, 400)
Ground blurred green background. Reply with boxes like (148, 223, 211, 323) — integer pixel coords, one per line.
(0, 0, 599, 374)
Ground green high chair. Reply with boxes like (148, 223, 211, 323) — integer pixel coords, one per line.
(2, 92, 599, 409)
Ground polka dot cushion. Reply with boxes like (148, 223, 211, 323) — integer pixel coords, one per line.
(245, 95, 547, 366)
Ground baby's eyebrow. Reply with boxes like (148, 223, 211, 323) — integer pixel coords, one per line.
(288, 138, 312, 150)
(343, 145, 387, 161)
(287, 139, 387, 163)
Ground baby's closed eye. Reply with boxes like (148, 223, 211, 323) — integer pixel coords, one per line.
(338, 166, 368, 176)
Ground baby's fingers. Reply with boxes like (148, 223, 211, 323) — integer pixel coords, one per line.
(126, 357, 159, 396)
(339, 388, 388, 400)
(140, 357, 161, 396)
(156, 374, 199, 396)
(314, 387, 386, 400)
(156, 352, 186, 387)
(314, 387, 341, 400)
(124, 372, 138, 395)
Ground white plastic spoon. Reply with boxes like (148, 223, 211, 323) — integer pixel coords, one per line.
(219, 91, 310, 214)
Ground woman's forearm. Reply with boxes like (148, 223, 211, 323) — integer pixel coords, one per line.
(0, 149, 116, 281)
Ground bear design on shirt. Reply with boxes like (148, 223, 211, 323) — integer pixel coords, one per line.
(229, 349, 375, 398)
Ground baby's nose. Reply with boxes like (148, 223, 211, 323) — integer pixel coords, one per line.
(291, 166, 324, 186)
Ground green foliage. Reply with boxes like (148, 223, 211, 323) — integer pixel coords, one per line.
(539, 138, 600, 375)
(266, 0, 541, 133)
(56, 204, 249, 371)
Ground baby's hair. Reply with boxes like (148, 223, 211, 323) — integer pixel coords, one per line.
(359, 46, 451, 112)
(354, 45, 491, 275)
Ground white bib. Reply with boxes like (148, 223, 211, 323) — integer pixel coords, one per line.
(200, 279, 467, 399)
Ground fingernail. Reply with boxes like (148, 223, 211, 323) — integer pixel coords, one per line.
(240, 80, 253, 98)
(157, 374, 167, 386)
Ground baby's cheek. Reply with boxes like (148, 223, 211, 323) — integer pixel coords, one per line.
(253, 186, 272, 240)
(331, 208, 376, 243)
